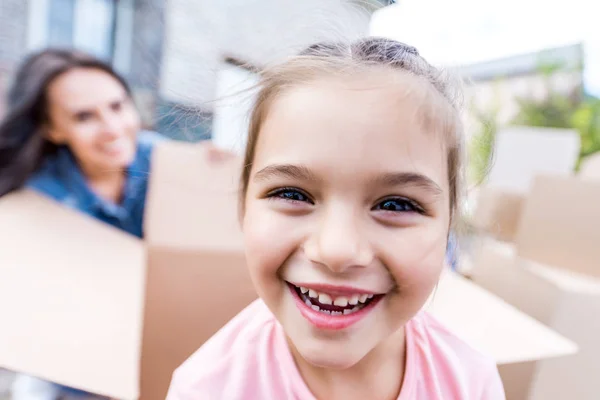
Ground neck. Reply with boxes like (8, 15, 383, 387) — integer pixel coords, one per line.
(83, 166, 127, 204)
(292, 327, 407, 400)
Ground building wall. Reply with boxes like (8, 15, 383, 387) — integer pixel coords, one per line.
(0, 0, 29, 116)
(0, 0, 28, 68)
(465, 70, 582, 130)
(461, 44, 583, 139)
(127, 0, 166, 129)
(160, 0, 371, 107)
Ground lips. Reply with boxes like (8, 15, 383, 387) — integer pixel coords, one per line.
(100, 137, 131, 155)
(287, 282, 384, 330)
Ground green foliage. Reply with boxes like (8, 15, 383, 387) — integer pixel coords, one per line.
(570, 98, 600, 161)
(468, 54, 598, 180)
(512, 92, 579, 129)
(507, 55, 600, 169)
(468, 108, 497, 186)
(511, 90, 600, 169)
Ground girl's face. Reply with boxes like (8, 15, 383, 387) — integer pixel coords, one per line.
(45, 68, 140, 176)
(243, 72, 451, 369)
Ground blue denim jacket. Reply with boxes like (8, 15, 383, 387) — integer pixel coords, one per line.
(447, 232, 459, 270)
(27, 131, 165, 239)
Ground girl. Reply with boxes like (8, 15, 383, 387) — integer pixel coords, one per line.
(166, 38, 505, 399)
(0, 49, 163, 399)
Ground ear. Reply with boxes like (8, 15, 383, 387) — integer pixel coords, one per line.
(43, 124, 66, 145)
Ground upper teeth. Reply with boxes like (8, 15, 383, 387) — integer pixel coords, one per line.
(300, 286, 374, 305)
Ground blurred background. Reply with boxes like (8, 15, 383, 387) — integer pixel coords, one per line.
(2, 0, 598, 180)
(1, 1, 600, 399)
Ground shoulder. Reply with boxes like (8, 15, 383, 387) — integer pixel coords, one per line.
(26, 158, 70, 203)
(137, 130, 168, 154)
(405, 312, 505, 399)
(166, 300, 282, 400)
(129, 131, 168, 176)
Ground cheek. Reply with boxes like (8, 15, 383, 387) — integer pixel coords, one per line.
(64, 128, 97, 150)
(123, 109, 141, 135)
(383, 225, 447, 308)
(242, 202, 299, 295)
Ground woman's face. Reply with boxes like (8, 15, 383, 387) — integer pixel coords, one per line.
(242, 73, 451, 370)
(45, 68, 140, 176)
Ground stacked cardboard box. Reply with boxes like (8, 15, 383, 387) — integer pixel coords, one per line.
(0, 141, 577, 399)
(0, 142, 257, 400)
(471, 173, 600, 400)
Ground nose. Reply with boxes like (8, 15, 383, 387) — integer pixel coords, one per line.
(304, 205, 374, 273)
(99, 111, 122, 138)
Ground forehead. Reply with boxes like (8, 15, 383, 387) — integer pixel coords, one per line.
(47, 68, 126, 110)
(254, 72, 449, 187)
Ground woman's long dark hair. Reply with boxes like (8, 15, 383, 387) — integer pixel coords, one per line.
(0, 48, 132, 197)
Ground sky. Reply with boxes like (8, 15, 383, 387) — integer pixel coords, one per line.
(370, 0, 591, 64)
(370, 0, 600, 95)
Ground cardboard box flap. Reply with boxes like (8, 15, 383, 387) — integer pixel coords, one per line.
(487, 126, 580, 193)
(476, 240, 600, 294)
(526, 260, 600, 294)
(424, 270, 577, 365)
(145, 141, 244, 251)
(0, 190, 144, 400)
(472, 188, 525, 242)
(516, 175, 600, 278)
(580, 153, 600, 180)
(471, 239, 600, 399)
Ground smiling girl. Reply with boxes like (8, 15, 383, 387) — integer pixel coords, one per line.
(166, 38, 505, 400)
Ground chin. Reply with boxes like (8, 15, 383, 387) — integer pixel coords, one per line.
(289, 331, 371, 370)
(102, 148, 136, 169)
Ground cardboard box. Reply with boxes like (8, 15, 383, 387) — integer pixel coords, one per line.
(579, 153, 600, 180)
(472, 188, 525, 242)
(424, 270, 576, 366)
(0, 142, 577, 399)
(515, 175, 600, 278)
(0, 141, 258, 400)
(472, 240, 600, 400)
(485, 126, 580, 194)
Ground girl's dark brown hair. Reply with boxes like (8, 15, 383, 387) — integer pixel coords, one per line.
(240, 37, 465, 227)
(0, 48, 132, 197)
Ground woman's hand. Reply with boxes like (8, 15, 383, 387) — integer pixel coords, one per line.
(199, 141, 238, 163)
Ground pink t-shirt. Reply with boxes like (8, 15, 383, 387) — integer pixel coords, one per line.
(167, 300, 505, 400)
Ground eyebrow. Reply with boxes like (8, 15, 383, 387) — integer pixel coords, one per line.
(68, 94, 128, 115)
(253, 164, 320, 183)
(253, 163, 443, 196)
(376, 172, 443, 196)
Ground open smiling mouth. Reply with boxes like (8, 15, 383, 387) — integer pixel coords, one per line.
(287, 282, 385, 330)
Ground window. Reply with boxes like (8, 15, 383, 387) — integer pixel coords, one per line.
(27, 0, 118, 61)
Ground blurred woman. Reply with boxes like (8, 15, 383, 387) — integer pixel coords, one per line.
(0, 48, 166, 238)
(0, 48, 165, 399)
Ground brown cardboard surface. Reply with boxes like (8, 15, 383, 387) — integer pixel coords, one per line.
(580, 153, 600, 180)
(140, 248, 253, 400)
(0, 141, 257, 400)
(144, 141, 244, 251)
(472, 188, 525, 242)
(515, 175, 600, 278)
(0, 190, 145, 400)
(472, 240, 599, 400)
(424, 270, 577, 366)
(140, 141, 256, 400)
